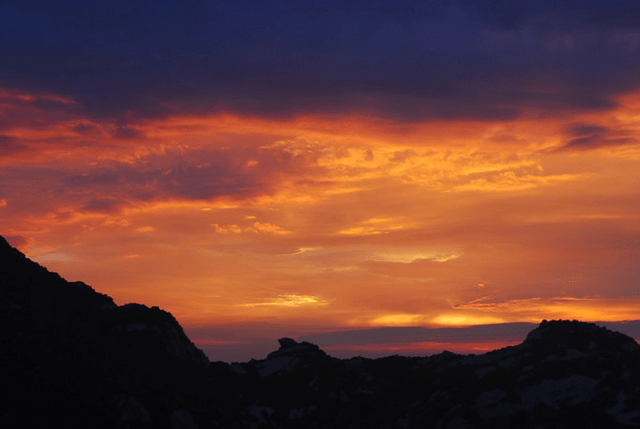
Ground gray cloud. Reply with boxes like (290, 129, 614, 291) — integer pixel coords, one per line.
(2, 1, 640, 122)
(558, 123, 638, 150)
(61, 144, 322, 210)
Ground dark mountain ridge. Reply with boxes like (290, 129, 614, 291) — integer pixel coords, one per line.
(1, 235, 639, 428)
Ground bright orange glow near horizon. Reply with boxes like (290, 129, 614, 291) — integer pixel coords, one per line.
(2, 86, 640, 360)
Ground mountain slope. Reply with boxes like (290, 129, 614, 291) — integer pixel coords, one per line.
(0, 236, 209, 428)
(1, 235, 639, 428)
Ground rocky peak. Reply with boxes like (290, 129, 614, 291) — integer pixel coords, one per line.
(238, 338, 331, 377)
(0, 235, 57, 282)
(278, 337, 298, 349)
(0, 236, 117, 343)
(0, 235, 19, 257)
(110, 303, 209, 366)
(267, 337, 327, 360)
(524, 319, 639, 353)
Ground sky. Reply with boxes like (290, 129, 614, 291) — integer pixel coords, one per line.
(1, 0, 640, 362)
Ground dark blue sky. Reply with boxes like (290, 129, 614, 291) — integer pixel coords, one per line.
(2, 0, 640, 121)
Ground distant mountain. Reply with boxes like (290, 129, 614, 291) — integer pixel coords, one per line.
(2, 235, 639, 428)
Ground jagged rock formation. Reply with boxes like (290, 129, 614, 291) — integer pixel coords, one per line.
(1, 235, 640, 428)
(213, 324, 640, 428)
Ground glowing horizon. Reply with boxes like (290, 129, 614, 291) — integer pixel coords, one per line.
(4, 102, 639, 331)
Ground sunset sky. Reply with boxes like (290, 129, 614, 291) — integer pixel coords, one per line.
(1, 0, 640, 362)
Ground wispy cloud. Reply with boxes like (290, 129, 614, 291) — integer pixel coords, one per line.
(241, 294, 330, 308)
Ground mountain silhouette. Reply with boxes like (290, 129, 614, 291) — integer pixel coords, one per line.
(0, 236, 208, 428)
(1, 235, 639, 428)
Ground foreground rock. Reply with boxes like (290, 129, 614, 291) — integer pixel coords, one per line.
(1, 236, 639, 428)
(0, 236, 209, 428)
(220, 320, 640, 428)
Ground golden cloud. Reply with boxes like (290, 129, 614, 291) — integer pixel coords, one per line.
(241, 294, 330, 308)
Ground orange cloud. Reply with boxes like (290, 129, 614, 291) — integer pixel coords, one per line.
(241, 293, 330, 308)
(451, 296, 640, 323)
(2, 87, 640, 356)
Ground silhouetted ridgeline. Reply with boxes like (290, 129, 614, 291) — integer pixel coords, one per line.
(1, 235, 639, 428)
